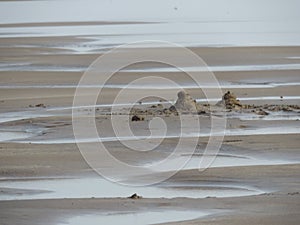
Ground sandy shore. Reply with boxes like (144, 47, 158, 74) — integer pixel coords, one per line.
(1, 193, 300, 225)
(1, 16, 300, 225)
(1, 132, 299, 224)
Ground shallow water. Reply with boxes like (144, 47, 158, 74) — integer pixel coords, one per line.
(12, 125, 300, 144)
(125, 64, 300, 73)
(1, 83, 300, 90)
(0, 110, 56, 123)
(236, 111, 300, 121)
(169, 155, 295, 171)
(1, 20, 300, 48)
(3, 63, 300, 73)
(0, 176, 264, 201)
(0, 123, 45, 142)
(0, 0, 300, 48)
(0, 131, 37, 142)
(1, 104, 299, 143)
(59, 210, 214, 225)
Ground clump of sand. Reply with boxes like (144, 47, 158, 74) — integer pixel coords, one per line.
(170, 91, 203, 113)
(217, 91, 242, 110)
(173, 91, 198, 111)
(125, 90, 299, 119)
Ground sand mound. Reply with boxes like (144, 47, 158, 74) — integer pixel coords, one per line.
(127, 90, 299, 118)
(218, 91, 242, 109)
(171, 91, 199, 112)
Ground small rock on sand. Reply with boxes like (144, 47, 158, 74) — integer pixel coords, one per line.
(128, 193, 142, 199)
(34, 103, 46, 108)
(131, 115, 144, 121)
(255, 109, 269, 116)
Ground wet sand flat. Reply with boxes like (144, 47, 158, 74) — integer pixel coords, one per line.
(1, 133, 300, 224)
(1, 47, 300, 224)
(1, 1, 300, 224)
(1, 194, 300, 225)
(1, 46, 300, 224)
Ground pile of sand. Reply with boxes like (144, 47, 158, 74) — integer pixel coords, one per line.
(127, 90, 299, 119)
(171, 91, 201, 113)
(218, 91, 242, 110)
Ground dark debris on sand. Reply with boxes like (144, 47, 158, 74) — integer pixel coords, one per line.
(128, 193, 142, 199)
(131, 115, 144, 121)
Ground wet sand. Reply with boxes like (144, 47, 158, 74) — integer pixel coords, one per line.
(1, 3, 300, 224)
(1, 193, 300, 225)
(1, 132, 300, 224)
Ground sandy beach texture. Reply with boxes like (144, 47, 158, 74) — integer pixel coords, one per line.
(1, 1, 300, 224)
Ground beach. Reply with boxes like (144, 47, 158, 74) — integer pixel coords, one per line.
(1, 0, 300, 224)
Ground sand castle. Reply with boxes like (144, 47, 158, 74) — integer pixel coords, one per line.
(217, 91, 242, 110)
(128, 90, 299, 119)
(172, 91, 198, 112)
